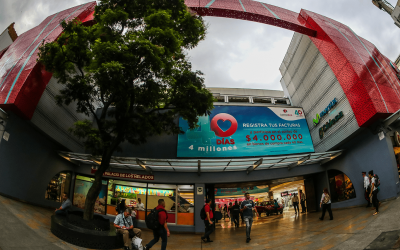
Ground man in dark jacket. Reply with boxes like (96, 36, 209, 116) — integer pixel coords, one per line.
(144, 199, 170, 250)
(231, 201, 240, 228)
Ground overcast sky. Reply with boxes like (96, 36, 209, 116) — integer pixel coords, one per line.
(1, 0, 400, 91)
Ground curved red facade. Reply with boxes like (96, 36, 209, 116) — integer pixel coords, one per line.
(0, 0, 398, 127)
(0, 2, 96, 119)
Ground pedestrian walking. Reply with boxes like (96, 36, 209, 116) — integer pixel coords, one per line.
(201, 199, 214, 243)
(319, 188, 333, 220)
(228, 202, 233, 221)
(369, 170, 380, 216)
(299, 190, 306, 213)
(144, 199, 170, 250)
(223, 204, 229, 221)
(231, 201, 240, 228)
(362, 171, 372, 207)
(239, 201, 244, 223)
(291, 193, 299, 215)
(240, 192, 259, 243)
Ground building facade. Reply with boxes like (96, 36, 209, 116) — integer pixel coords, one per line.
(0, 1, 400, 235)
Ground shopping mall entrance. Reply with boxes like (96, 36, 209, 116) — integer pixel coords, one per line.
(205, 176, 317, 229)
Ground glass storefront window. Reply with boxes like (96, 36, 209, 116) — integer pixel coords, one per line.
(177, 185, 194, 225)
(328, 170, 356, 203)
(73, 175, 108, 215)
(71, 175, 196, 226)
(45, 172, 71, 202)
(146, 184, 177, 224)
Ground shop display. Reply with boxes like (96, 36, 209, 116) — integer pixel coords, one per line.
(328, 170, 356, 203)
(45, 172, 71, 202)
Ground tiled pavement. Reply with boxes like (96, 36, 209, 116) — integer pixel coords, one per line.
(1, 194, 400, 250)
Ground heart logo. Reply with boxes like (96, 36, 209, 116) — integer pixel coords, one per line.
(210, 113, 238, 137)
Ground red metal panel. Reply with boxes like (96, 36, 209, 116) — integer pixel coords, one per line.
(0, 2, 96, 119)
(186, 0, 317, 36)
(300, 9, 400, 126)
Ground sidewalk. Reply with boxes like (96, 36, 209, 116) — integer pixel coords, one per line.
(0, 194, 399, 250)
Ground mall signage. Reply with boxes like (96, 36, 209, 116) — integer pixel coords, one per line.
(91, 169, 154, 180)
(281, 191, 289, 197)
(319, 111, 344, 139)
(313, 98, 338, 126)
(178, 106, 314, 157)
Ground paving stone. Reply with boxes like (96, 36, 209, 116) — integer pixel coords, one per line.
(2, 194, 400, 250)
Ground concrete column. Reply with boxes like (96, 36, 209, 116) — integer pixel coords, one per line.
(194, 183, 205, 234)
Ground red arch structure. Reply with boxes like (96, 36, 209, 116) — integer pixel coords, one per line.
(0, 0, 399, 127)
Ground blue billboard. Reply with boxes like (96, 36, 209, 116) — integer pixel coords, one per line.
(177, 106, 314, 158)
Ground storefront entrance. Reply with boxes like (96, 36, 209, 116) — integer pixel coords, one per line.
(210, 176, 316, 229)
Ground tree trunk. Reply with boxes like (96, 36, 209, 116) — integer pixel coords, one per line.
(83, 149, 113, 221)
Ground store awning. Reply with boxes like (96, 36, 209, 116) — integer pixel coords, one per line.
(58, 150, 343, 174)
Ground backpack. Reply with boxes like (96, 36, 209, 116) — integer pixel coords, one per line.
(145, 207, 165, 230)
(323, 193, 330, 204)
(374, 174, 381, 187)
(200, 205, 207, 220)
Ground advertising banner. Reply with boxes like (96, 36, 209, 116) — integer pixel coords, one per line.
(215, 185, 269, 197)
(73, 178, 107, 215)
(115, 185, 174, 197)
(178, 106, 314, 158)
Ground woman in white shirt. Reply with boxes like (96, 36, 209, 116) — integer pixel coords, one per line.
(319, 188, 333, 220)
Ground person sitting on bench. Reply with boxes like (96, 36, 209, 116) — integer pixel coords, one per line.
(55, 193, 71, 216)
(114, 208, 141, 250)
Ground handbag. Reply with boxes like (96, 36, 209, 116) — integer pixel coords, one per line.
(132, 236, 143, 250)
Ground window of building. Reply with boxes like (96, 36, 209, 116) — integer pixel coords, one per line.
(177, 185, 194, 225)
(146, 183, 177, 224)
(327, 170, 356, 203)
(45, 172, 72, 202)
(253, 98, 272, 104)
(71, 176, 195, 225)
(228, 96, 249, 103)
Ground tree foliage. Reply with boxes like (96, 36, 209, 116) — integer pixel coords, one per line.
(38, 0, 213, 220)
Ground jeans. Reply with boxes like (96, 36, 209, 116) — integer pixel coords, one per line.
(372, 189, 380, 212)
(202, 220, 214, 241)
(320, 204, 333, 220)
(146, 227, 167, 250)
(244, 216, 253, 239)
(293, 202, 299, 213)
(55, 210, 68, 216)
(232, 215, 239, 227)
(301, 200, 306, 212)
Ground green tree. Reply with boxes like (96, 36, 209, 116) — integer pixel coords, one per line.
(38, 0, 213, 221)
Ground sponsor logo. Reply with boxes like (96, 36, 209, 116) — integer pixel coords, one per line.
(313, 98, 338, 126)
(283, 109, 288, 113)
(295, 110, 303, 116)
(319, 111, 344, 139)
(210, 113, 238, 137)
(186, 113, 238, 152)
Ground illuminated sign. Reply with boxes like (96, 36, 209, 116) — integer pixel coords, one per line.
(115, 185, 174, 197)
(178, 106, 314, 158)
(313, 98, 338, 126)
(319, 111, 344, 139)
